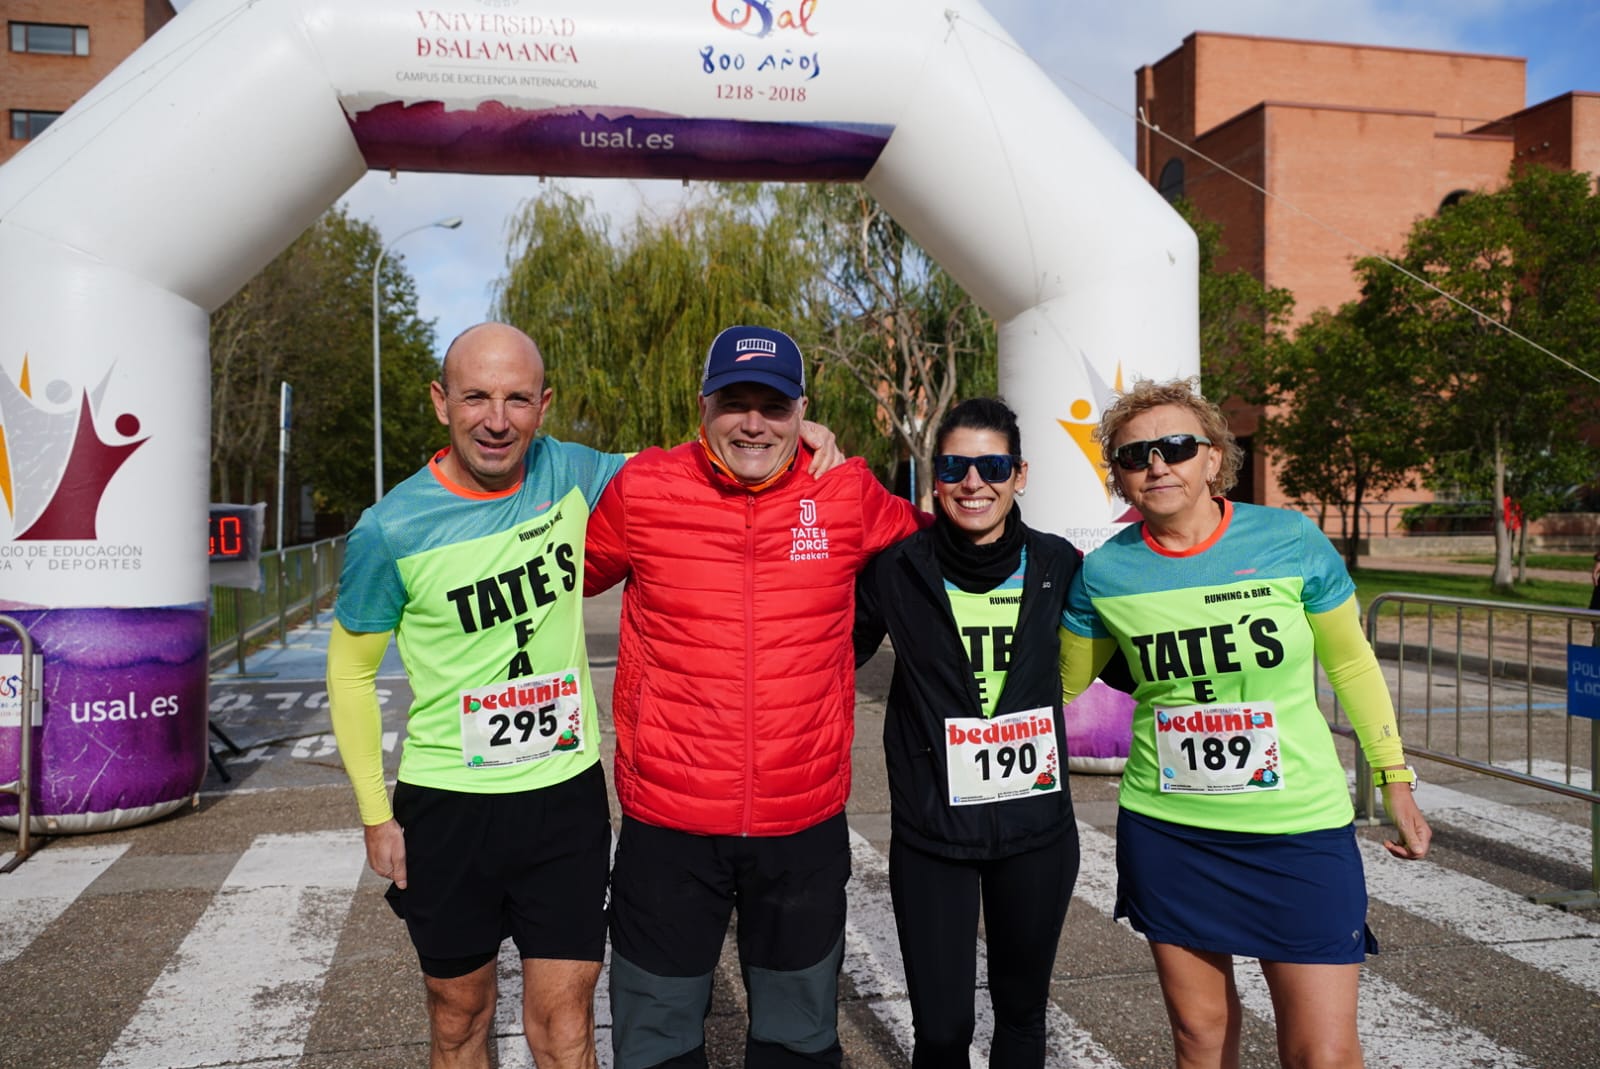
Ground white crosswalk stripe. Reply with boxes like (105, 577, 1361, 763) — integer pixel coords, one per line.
(0, 790, 1593, 1068)
(1346, 761, 1592, 869)
(0, 842, 127, 966)
(1359, 835, 1600, 996)
(98, 829, 366, 1069)
(1229, 961, 1542, 1069)
(1413, 776, 1591, 868)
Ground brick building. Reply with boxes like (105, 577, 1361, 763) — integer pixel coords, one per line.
(4, 0, 174, 165)
(1135, 32, 1600, 520)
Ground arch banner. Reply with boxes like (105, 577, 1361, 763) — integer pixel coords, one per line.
(0, 0, 1194, 830)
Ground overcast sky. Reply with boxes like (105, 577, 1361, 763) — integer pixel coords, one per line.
(173, 0, 1600, 357)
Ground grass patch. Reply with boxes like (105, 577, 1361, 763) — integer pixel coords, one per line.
(1352, 568, 1594, 609)
(1449, 553, 1595, 572)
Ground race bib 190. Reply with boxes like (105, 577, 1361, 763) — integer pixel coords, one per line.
(945, 706, 1062, 806)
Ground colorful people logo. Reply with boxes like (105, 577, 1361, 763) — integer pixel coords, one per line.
(1057, 358, 1141, 523)
(0, 355, 147, 540)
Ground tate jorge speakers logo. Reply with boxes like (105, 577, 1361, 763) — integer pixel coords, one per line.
(791, 499, 829, 561)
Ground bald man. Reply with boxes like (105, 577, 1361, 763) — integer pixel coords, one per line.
(330, 323, 622, 1069)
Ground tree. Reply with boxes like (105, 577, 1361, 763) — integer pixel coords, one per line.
(492, 185, 996, 499)
(210, 272, 293, 506)
(1255, 304, 1422, 569)
(777, 185, 996, 509)
(1425, 412, 1592, 580)
(209, 207, 442, 535)
(1172, 198, 1295, 407)
(1360, 165, 1600, 590)
(493, 187, 821, 452)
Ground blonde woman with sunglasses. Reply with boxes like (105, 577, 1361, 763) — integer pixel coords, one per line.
(1059, 379, 1431, 1069)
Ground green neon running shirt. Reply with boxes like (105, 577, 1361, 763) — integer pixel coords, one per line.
(1062, 500, 1357, 834)
(943, 551, 1027, 718)
(335, 437, 625, 794)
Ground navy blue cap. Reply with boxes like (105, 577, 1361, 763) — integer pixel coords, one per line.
(700, 325, 806, 399)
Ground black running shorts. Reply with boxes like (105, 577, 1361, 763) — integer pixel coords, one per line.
(385, 762, 611, 978)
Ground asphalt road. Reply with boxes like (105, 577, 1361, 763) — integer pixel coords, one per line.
(2, 585, 1597, 1068)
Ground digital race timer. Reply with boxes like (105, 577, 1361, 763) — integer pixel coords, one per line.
(208, 504, 265, 588)
(208, 506, 256, 561)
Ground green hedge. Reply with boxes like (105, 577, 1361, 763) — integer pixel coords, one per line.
(1399, 501, 1493, 534)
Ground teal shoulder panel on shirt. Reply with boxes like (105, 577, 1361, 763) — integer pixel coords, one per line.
(335, 437, 626, 634)
(1064, 503, 1351, 636)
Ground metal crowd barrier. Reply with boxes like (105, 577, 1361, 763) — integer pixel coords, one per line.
(208, 535, 345, 670)
(0, 614, 37, 869)
(1340, 592, 1600, 910)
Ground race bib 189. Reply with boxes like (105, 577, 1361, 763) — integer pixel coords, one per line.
(1153, 701, 1280, 794)
(458, 669, 585, 769)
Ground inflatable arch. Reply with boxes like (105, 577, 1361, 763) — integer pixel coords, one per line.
(0, 0, 1194, 830)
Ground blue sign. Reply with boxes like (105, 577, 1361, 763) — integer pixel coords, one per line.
(1565, 644, 1600, 720)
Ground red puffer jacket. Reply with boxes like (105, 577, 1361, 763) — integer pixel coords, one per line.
(585, 441, 927, 836)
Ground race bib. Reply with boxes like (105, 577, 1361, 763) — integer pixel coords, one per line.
(457, 669, 585, 769)
(1152, 701, 1281, 794)
(945, 706, 1062, 806)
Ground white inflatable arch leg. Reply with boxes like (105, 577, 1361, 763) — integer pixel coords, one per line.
(0, 0, 1187, 829)
(863, 7, 1197, 543)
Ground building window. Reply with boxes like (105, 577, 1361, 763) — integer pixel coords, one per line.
(10, 110, 61, 141)
(1439, 189, 1471, 213)
(9, 23, 90, 56)
(1158, 158, 1185, 202)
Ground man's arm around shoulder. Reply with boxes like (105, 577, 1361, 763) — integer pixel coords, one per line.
(850, 458, 933, 553)
(584, 462, 633, 596)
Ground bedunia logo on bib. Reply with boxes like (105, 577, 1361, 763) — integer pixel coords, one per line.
(461, 676, 579, 714)
(946, 714, 1055, 746)
(1155, 706, 1273, 732)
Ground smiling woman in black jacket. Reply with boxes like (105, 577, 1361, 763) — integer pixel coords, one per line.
(855, 397, 1082, 1069)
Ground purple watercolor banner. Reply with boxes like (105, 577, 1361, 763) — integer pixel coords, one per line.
(349, 101, 892, 181)
(0, 606, 208, 826)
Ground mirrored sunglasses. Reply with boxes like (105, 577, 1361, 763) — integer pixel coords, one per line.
(933, 453, 1021, 484)
(1112, 434, 1211, 472)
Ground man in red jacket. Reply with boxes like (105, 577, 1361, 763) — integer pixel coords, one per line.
(585, 325, 929, 1069)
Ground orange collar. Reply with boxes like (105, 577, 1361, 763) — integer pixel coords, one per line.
(428, 447, 523, 500)
(1141, 497, 1233, 557)
(697, 428, 802, 494)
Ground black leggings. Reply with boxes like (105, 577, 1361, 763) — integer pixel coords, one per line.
(888, 833, 1078, 1069)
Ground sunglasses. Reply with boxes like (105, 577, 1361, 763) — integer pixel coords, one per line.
(1112, 434, 1212, 472)
(933, 453, 1021, 484)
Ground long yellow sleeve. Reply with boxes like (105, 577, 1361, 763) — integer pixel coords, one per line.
(326, 621, 396, 826)
(1308, 596, 1406, 769)
(1059, 628, 1118, 704)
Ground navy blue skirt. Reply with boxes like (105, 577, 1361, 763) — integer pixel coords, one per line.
(1115, 808, 1378, 964)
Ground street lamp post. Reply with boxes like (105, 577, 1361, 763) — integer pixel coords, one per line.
(372, 215, 462, 503)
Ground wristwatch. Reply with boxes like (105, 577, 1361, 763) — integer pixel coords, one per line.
(1372, 765, 1417, 790)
